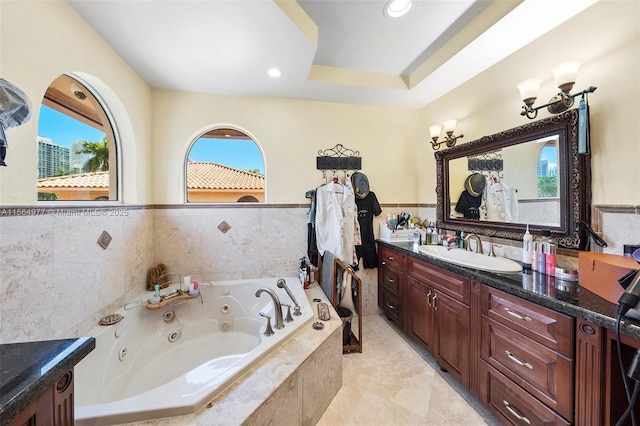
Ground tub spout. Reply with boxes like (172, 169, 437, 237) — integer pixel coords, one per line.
(255, 288, 284, 330)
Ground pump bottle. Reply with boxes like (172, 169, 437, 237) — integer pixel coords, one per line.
(522, 225, 533, 270)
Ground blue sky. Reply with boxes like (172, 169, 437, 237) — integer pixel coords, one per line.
(38, 105, 105, 149)
(189, 138, 264, 174)
(39, 105, 265, 173)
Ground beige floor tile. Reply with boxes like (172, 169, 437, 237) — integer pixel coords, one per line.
(319, 314, 500, 426)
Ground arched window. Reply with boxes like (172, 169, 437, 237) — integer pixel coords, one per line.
(537, 141, 558, 198)
(186, 128, 265, 203)
(37, 74, 118, 201)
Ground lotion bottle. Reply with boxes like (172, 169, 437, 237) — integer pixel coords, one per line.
(522, 224, 532, 270)
(546, 244, 557, 277)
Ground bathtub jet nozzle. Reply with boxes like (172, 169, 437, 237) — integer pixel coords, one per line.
(276, 279, 301, 316)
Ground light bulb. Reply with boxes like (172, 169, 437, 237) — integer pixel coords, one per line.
(553, 61, 580, 93)
(443, 119, 457, 135)
(517, 78, 541, 107)
(429, 125, 442, 141)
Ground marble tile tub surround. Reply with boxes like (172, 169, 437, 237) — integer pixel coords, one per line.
(0, 208, 153, 344)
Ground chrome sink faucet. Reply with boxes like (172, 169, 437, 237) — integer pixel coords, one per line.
(255, 288, 284, 330)
(464, 234, 484, 254)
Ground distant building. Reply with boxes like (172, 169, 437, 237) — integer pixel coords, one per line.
(537, 158, 548, 177)
(37, 136, 69, 178)
(70, 139, 93, 173)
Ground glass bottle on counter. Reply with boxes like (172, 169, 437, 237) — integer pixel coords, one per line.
(538, 230, 556, 276)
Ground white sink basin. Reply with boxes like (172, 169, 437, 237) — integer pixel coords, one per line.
(418, 245, 522, 273)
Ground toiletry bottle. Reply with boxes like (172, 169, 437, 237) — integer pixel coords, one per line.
(522, 224, 532, 270)
(299, 258, 310, 289)
(531, 241, 538, 272)
(538, 230, 552, 275)
(546, 243, 557, 277)
(536, 241, 547, 274)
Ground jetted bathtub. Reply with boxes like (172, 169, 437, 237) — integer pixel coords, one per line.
(75, 277, 312, 425)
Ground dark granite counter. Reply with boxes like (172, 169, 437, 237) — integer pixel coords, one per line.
(379, 240, 640, 340)
(0, 337, 95, 425)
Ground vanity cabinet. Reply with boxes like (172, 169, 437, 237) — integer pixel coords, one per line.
(480, 285, 574, 424)
(7, 370, 74, 426)
(407, 258, 471, 387)
(377, 243, 640, 426)
(378, 245, 407, 329)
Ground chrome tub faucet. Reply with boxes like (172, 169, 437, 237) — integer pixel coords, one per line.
(255, 288, 284, 330)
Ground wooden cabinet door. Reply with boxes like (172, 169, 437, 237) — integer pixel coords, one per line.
(436, 290, 471, 388)
(408, 276, 436, 354)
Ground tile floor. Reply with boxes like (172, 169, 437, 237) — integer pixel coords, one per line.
(317, 314, 500, 426)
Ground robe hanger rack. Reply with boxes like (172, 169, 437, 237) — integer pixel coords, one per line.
(467, 150, 503, 172)
(316, 143, 362, 183)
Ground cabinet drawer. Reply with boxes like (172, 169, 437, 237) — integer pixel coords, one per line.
(379, 246, 407, 271)
(381, 288, 402, 328)
(408, 257, 470, 305)
(480, 361, 570, 426)
(482, 285, 574, 356)
(482, 317, 573, 421)
(381, 266, 402, 295)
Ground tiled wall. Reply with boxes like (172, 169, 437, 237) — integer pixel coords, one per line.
(0, 208, 153, 343)
(1, 204, 637, 344)
(594, 206, 640, 255)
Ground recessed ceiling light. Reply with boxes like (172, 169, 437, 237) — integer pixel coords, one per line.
(384, 0, 413, 18)
(268, 68, 282, 78)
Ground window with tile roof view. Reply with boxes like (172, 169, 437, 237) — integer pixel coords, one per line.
(186, 128, 265, 202)
(36, 74, 118, 201)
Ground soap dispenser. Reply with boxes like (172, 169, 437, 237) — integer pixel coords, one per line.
(522, 225, 533, 270)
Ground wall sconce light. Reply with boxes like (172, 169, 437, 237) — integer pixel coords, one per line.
(517, 61, 597, 119)
(429, 119, 464, 150)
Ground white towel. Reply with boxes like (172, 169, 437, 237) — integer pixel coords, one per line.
(338, 270, 356, 313)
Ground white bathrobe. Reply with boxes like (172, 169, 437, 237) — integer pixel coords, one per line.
(485, 180, 519, 222)
(315, 181, 357, 264)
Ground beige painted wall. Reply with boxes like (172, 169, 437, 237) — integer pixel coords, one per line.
(419, 0, 640, 207)
(151, 90, 421, 204)
(0, 0, 153, 205)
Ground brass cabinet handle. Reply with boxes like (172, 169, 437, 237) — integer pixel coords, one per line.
(504, 307, 533, 322)
(505, 350, 533, 369)
(503, 400, 531, 424)
(386, 302, 396, 310)
(426, 290, 432, 307)
(432, 293, 437, 310)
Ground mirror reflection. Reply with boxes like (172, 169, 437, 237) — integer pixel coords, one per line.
(448, 135, 560, 226)
(435, 109, 591, 249)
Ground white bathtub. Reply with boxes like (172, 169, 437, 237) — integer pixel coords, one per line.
(75, 277, 313, 426)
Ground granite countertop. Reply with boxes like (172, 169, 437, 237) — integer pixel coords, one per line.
(379, 240, 640, 340)
(0, 337, 95, 425)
